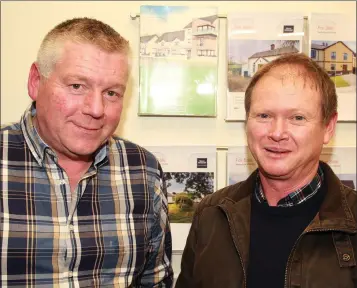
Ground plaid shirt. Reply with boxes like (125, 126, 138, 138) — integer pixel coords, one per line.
(0, 104, 173, 287)
(255, 165, 324, 207)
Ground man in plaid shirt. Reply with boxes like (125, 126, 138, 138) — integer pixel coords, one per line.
(0, 18, 173, 287)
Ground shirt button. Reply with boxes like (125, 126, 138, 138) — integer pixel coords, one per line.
(69, 225, 74, 231)
(68, 271, 73, 278)
(60, 179, 66, 185)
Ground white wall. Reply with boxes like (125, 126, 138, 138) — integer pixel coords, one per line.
(1, 1, 356, 282)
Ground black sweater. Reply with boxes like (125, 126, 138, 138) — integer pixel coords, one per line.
(246, 181, 326, 288)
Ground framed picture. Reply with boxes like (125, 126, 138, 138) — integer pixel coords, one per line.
(139, 6, 219, 117)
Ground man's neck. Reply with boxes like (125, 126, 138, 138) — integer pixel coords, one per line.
(58, 155, 93, 193)
(259, 162, 319, 206)
(58, 155, 92, 176)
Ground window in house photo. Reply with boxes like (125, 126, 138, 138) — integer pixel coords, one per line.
(311, 49, 317, 58)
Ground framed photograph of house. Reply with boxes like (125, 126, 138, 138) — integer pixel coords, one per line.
(144, 146, 217, 252)
(319, 146, 356, 189)
(309, 13, 356, 122)
(226, 13, 305, 121)
(227, 146, 258, 186)
(139, 6, 219, 117)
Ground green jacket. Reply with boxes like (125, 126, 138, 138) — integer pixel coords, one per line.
(176, 162, 357, 288)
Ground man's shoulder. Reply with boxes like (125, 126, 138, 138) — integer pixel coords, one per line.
(1, 121, 21, 132)
(109, 135, 160, 169)
(0, 122, 24, 143)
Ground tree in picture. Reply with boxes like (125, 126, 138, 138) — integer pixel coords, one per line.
(164, 172, 214, 223)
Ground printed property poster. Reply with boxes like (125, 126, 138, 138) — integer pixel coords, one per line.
(226, 13, 304, 121)
(227, 146, 356, 190)
(227, 146, 258, 185)
(139, 6, 219, 116)
(145, 146, 216, 251)
(310, 13, 356, 122)
(319, 146, 356, 189)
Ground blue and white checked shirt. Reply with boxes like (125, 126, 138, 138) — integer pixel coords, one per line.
(0, 103, 173, 287)
(255, 165, 324, 207)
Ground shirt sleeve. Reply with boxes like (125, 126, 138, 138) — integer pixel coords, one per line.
(135, 164, 174, 287)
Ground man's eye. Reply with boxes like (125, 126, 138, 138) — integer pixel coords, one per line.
(71, 84, 81, 89)
(107, 91, 118, 97)
(294, 115, 305, 121)
(258, 114, 269, 118)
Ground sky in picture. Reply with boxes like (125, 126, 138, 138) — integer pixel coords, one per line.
(140, 5, 217, 35)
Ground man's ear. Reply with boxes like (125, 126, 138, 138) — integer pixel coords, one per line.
(323, 112, 338, 144)
(28, 63, 41, 101)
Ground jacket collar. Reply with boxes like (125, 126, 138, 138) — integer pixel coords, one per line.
(307, 161, 357, 233)
(220, 161, 357, 233)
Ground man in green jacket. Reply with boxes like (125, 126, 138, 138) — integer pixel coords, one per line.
(176, 53, 357, 288)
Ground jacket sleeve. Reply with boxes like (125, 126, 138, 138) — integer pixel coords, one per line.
(175, 207, 200, 288)
(135, 164, 174, 287)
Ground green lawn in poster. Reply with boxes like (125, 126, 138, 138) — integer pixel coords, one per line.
(139, 57, 217, 116)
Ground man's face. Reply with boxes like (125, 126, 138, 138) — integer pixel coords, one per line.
(246, 66, 336, 181)
(30, 41, 129, 160)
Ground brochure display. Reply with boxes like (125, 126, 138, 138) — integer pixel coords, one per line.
(319, 146, 356, 189)
(226, 146, 258, 185)
(227, 146, 356, 190)
(309, 13, 356, 122)
(145, 145, 217, 251)
(139, 6, 219, 117)
(226, 13, 305, 121)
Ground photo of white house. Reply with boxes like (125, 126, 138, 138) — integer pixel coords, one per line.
(228, 40, 300, 92)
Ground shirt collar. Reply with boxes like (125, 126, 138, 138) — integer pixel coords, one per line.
(20, 102, 108, 167)
(255, 164, 324, 207)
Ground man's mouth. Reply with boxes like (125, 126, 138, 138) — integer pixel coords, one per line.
(74, 123, 102, 131)
(264, 147, 291, 154)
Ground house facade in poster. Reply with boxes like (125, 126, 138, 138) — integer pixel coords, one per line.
(311, 41, 356, 75)
(309, 13, 356, 121)
(139, 6, 219, 116)
(226, 13, 304, 121)
(140, 15, 218, 59)
(228, 40, 300, 92)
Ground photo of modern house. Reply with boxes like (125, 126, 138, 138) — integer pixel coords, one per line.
(140, 15, 218, 59)
(228, 40, 300, 92)
(310, 40, 356, 91)
(140, 34, 159, 56)
(139, 6, 219, 116)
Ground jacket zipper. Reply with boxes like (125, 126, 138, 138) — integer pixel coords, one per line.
(284, 228, 355, 288)
(218, 205, 247, 288)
